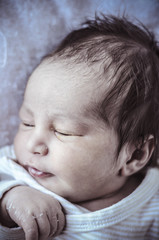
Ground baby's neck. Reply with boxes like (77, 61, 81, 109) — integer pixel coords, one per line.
(78, 174, 143, 211)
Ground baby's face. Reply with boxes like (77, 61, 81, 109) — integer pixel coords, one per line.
(14, 60, 125, 206)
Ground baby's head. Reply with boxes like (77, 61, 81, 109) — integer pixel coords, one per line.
(14, 15, 159, 207)
(48, 14, 159, 168)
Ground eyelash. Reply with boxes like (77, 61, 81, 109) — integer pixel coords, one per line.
(55, 130, 83, 137)
(55, 131, 74, 137)
(23, 122, 34, 127)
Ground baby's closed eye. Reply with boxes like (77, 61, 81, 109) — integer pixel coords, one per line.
(22, 122, 35, 127)
(54, 130, 83, 141)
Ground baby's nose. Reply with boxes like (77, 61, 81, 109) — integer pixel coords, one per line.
(33, 145, 48, 156)
(27, 129, 49, 156)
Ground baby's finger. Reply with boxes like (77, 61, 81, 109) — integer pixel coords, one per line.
(55, 211, 65, 236)
(48, 211, 65, 238)
(35, 212, 51, 240)
(20, 217, 39, 240)
(48, 214, 58, 237)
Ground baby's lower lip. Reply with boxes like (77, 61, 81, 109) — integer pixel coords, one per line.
(28, 166, 52, 178)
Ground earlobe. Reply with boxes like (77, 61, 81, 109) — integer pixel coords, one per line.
(120, 136, 154, 176)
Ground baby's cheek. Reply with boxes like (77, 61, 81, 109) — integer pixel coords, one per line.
(13, 134, 19, 155)
(14, 132, 24, 159)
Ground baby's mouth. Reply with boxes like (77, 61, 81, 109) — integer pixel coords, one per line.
(27, 166, 52, 178)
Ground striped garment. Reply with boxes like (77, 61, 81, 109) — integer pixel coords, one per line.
(0, 145, 159, 240)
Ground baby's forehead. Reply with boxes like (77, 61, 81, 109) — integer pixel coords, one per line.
(28, 59, 118, 117)
(26, 58, 114, 117)
(38, 57, 114, 95)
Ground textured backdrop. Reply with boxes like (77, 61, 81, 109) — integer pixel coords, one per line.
(0, 0, 159, 147)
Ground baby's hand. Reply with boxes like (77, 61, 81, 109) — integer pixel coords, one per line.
(0, 186, 65, 240)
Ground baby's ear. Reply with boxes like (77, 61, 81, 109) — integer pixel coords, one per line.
(119, 135, 154, 176)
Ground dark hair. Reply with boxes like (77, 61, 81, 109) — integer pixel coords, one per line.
(47, 14, 159, 167)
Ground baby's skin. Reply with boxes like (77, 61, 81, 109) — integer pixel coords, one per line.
(0, 186, 65, 240)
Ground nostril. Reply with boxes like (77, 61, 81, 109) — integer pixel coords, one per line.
(34, 151, 41, 155)
(33, 145, 48, 156)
